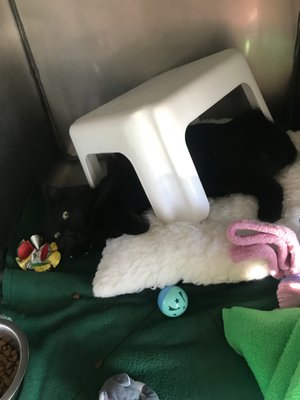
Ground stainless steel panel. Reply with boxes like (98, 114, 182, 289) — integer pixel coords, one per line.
(293, 0, 300, 19)
(0, 0, 58, 245)
(290, 0, 300, 129)
(15, 0, 300, 155)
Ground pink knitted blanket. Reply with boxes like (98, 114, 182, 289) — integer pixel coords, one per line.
(226, 220, 300, 280)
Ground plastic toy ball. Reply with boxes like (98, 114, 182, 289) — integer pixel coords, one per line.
(157, 285, 188, 317)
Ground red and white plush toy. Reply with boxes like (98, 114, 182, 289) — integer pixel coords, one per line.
(16, 234, 61, 272)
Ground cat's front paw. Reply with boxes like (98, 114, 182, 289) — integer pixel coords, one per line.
(255, 176, 284, 223)
(123, 212, 150, 235)
(258, 202, 283, 223)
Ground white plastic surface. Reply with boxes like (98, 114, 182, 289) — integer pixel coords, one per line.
(70, 48, 271, 223)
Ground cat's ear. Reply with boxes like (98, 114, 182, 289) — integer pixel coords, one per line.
(72, 185, 95, 211)
(114, 373, 131, 387)
(42, 184, 65, 206)
(99, 391, 109, 400)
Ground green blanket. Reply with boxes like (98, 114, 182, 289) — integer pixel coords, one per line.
(0, 188, 280, 399)
(223, 307, 300, 400)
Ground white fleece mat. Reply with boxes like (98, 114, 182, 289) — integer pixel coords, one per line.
(93, 132, 300, 297)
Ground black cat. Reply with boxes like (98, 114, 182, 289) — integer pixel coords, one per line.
(42, 109, 297, 258)
(186, 109, 297, 222)
(42, 185, 96, 258)
(42, 155, 150, 258)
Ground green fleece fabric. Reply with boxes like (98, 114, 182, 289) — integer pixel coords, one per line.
(0, 188, 280, 399)
(223, 307, 300, 400)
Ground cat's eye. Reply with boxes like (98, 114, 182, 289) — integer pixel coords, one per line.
(54, 232, 61, 239)
(62, 211, 69, 220)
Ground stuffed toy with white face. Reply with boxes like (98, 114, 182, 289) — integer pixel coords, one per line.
(99, 373, 159, 400)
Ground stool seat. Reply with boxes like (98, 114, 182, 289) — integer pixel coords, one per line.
(70, 48, 271, 223)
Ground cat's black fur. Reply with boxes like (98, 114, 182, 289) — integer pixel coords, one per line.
(42, 109, 297, 258)
(186, 109, 297, 222)
(42, 155, 151, 258)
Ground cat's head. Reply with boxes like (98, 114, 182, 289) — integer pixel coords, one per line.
(41, 185, 95, 259)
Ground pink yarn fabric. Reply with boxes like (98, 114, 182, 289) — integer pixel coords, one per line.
(226, 220, 300, 280)
(277, 279, 300, 308)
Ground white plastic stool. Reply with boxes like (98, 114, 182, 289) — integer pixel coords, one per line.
(70, 48, 272, 223)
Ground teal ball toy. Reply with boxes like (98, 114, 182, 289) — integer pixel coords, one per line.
(157, 285, 188, 317)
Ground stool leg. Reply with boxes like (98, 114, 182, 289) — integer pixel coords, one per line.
(126, 142, 209, 223)
(241, 81, 272, 120)
(228, 50, 272, 120)
(78, 153, 104, 188)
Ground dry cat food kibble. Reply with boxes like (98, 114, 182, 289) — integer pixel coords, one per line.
(0, 338, 20, 397)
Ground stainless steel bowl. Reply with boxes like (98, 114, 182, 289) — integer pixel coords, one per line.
(0, 319, 29, 400)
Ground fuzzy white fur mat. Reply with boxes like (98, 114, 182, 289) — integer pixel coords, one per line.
(93, 132, 300, 297)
